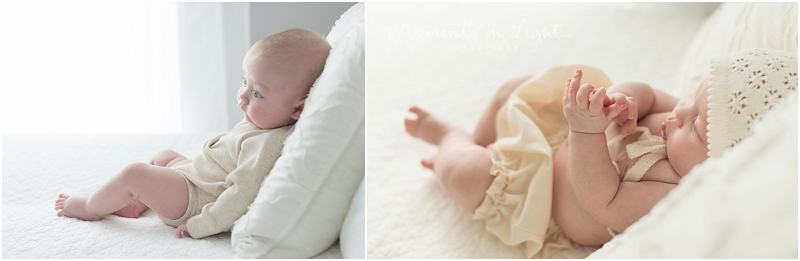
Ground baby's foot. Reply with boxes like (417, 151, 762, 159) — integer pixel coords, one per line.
(421, 155, 435, 170)
(55, 194, 102, 221)
(404, 106, 456, 145)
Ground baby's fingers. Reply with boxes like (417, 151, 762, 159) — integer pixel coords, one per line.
(625, 97, 638, 120)
(576, 83, 594, 110)
(611, 93, 628, 108)
(563, 78, 571, 105)
(589, 86, 606, 114)
(568, 69, 582, 105)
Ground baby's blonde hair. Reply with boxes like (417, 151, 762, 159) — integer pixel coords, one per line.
(252, 28, 331, 100)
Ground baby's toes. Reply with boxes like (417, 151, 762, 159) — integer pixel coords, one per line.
(56, 209, 70, 217)
(408, 106, 429, 118)
(420, 155, 435, 170)
(404, 118, 419, 137)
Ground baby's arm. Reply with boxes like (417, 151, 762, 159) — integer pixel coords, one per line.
(563, 69, 626, 216)
(184, 132, 284, 238)
(564, 72, 679, 233)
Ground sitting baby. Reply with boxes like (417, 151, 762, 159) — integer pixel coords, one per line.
(404, 49, 796, 257)
(55, 28, 331, 239)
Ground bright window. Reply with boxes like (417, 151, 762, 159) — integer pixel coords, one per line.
(2, 2, 181, 133)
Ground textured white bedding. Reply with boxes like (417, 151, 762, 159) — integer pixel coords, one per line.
(366, 3, 716, 258)
(2, 133, 341, 258)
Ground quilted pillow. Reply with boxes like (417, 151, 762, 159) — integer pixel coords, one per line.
(676, 2, 798, 96)
(230, 2, 365, 258)
(340, 179, 365, 259)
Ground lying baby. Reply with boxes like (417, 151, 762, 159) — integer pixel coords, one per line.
(405, 49, 796, 257)
(55, 28, 331, 239)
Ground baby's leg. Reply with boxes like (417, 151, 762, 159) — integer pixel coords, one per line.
(150, 149, 188, 168)
(415, 75, 533, 170)
(473, 74, 534, 147)
(55, 162, 188, 221)
(111, 198, 148, 218)
(108, 150, 187, 218)
(405, 106, 494, 213)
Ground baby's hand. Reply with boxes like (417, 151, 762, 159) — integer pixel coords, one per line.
(607, 92, 639, 135)
(176, 224, 193, 239)
(562, 69, 626, 134)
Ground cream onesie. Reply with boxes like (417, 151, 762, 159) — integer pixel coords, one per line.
(159, 119, 294, 239)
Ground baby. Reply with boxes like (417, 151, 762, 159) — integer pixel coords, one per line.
(54, 28, 331, 239)
(405, 49, 796, 257)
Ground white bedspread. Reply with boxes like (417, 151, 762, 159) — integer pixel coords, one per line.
(2, 133, 341, 258)
(366, 3, 716, 258)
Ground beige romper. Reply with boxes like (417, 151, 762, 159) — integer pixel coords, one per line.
(159, 120, 294, 239)
(472, 65, 667, 258)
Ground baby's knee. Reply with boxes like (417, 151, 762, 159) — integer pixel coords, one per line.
(445, 172, 491, 213)
(120, 162, 150, 179)
(151, 150, 179, 166)
(436, 149, 493, 211)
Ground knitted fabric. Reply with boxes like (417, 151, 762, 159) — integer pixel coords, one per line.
(707, 49, 798, 158)
(606, 126, 667, 183)
(624, 127, 667, 182)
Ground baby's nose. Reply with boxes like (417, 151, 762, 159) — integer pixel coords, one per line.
(238, 92, 249, 105)
(674, 107, 688, 128)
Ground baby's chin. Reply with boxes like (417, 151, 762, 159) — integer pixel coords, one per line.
(244, 114, 263, 129)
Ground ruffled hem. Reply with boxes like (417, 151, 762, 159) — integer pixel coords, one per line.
(472, 149, 513, 221)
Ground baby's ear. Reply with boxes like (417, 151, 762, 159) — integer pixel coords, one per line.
(291, 98, 306, 120)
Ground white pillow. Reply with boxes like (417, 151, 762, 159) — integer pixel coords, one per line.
(340, 179, 365, 259)
(676, 2, 798, 96)
(230, 2, 365, 258)
(589, 95, 798, 258)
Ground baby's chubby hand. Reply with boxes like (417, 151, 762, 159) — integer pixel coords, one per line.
(176, 224, 193, 239)
(562, 69, 628, 134)
(606, 92, 639, 135)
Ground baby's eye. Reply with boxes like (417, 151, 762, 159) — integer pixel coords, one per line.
(252, 90, 262, 98)
(692, 117, 703, 140)
(241, 77, 247, 86)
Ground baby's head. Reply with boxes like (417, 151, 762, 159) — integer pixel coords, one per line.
(665, 49, 797, 176)
(238, 28, 331, 129)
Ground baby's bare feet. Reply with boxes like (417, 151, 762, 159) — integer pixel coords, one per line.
(404, 106, 455, 145)
(55, 194, 102, 221)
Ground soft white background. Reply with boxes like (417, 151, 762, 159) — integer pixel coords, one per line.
(1, 2, 355, 134)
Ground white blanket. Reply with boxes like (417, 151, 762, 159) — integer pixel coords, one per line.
(2, 133, 341, 258)
(366, 3, 715, 258)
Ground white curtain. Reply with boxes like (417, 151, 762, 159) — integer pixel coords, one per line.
(176, 2, 250, 134)
(1, 2, 181, 133)
(2, 3, 343, 134)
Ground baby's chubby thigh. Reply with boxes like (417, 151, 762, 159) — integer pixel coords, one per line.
(149, 149, 188, 167)
(116, 162, 190, 221)
(435, 145, 494, 213)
